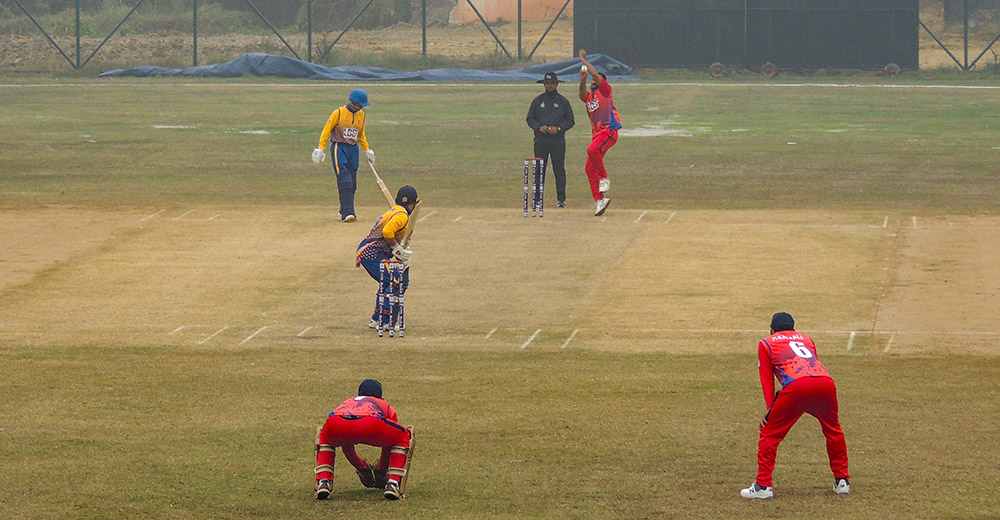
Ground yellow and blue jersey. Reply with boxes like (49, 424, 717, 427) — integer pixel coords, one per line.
(357, 205, 410, 261)
(318, 105, 370, 151)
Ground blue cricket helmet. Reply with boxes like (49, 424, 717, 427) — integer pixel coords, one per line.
(349, 88, 369, 107)
(395, 185, 418, 205)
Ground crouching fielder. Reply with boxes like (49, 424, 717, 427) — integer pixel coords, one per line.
(315, 379, 414, 500)
(356, 185, 419, 328)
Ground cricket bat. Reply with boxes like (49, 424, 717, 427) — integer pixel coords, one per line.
(401, 201, 421, 247)
(368, 159, 396, 209)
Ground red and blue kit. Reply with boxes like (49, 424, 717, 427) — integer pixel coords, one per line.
(583, 79, 621, 201)
(315, 396, 411, 487)
(754, 331, 849, 487)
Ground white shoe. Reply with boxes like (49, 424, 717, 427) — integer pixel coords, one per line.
(598, 177, 610, 193)
(343, 214, 356, 222)
(383, 479, 401, 500)
(594, 197, 610, 216)
(368, 319, 378, 329)
(834, 478, 850, 495)
(740, 483, 773, 499)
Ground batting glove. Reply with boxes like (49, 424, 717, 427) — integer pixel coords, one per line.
(312, 148, 325, 164)
(366, 148, 376, 165)
(392, 244, 412, 262)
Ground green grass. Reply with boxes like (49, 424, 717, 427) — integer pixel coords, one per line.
(2, 80, 1000, 518)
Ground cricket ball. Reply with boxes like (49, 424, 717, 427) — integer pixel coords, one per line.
(581, 65, 587, 73)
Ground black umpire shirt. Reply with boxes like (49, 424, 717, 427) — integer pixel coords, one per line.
(526, 90, 575, 144)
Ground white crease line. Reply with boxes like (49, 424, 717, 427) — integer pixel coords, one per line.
(560, 329, 579, 349)
(484, 327, 497, 340)
(912, 216, 918, 228)
(520, 328, 542, 349)
(665, 211, 677, 224)
(882, 216, 889, 228)
(297, 326, 313, 337)
(198, 326, 228, 345)
(634, 210, 648, 223)
(884, 334, 894, 353)
(168, 325, 185, 335)
(173, 209, 194, 221)
(601, 216, 607, 222)
(453, 216, 463, 222)
(418, 210, 436, 222)
(141, 209, 165, 222)
(846, 331, 855, 351)
(239, 326, 269, 346)
(208, 214, 220, 221)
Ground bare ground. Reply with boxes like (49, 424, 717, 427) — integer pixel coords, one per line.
(1, 20, 996, 72)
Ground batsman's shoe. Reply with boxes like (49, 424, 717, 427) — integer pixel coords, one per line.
(834, 478, 850, 495)
(557, 201, 566, 208)
(598, 177, 610, 193)
(368, 319, 379, 329)
(594, 197, 611, 216)
(740, 483, 773, 500)
(315, 479, 332, 500)
(343, 214, 356, 222)
(357, 462, 377, 488)
(383, 479, 401, 500)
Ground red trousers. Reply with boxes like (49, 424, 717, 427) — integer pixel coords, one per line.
(316, 415, 411, 483)
(756, 376, 849, 487)
(585, 128, 618, 200)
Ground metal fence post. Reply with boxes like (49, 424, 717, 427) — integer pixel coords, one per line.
(307, 0, 312, 62)
(517, 0, 522, 60)
(422, 0, 427, 56)
(193, 0, 198, 66)
(963, 0, 969, 71)
(75, 0, 81, 69)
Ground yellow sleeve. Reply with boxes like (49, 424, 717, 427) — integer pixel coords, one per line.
(317, 108, 341, 149)
(358, 110, 370, 151)
(382, 207, 409, 241)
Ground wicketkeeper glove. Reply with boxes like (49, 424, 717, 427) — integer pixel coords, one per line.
(366, 148, 376, 164)
(392, 243, 412, 262)
(312, 148, 325, 164)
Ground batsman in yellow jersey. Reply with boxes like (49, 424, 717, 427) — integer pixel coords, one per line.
(356, 186, 419, 329)
(312, 88, 375, 222)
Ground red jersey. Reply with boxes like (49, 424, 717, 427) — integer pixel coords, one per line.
(757, 331, 831, 407)
(332, 395, 398, 422)
(584, 80, 622, 135)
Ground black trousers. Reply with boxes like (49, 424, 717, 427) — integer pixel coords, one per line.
(533, 140, 567, 203)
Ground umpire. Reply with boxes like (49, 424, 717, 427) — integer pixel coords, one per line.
(526, 72, 575, 207)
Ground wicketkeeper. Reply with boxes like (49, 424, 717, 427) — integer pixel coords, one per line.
(314, 379, 414, 500)
(356, 185, 419, 329)
(741, 312, 851, 499)
(312, 88, 376, 222)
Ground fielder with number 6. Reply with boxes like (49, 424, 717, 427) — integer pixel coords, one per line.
(356, 185, 419, 329)
(741, 312, 851, 500)
(314, 379, 414, 501)
(312, 88, 376, 222)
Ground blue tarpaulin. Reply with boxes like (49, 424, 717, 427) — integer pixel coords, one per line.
(98, 52, 639, 81)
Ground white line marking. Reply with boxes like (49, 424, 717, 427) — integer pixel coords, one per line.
(846, 331, 856, 351)
(520, 329, 542, 349)
(560, 329, 579, 349)
(208, 214, 220, 221)
(912, 216, 918, 228)
(297, 326, 313, 337)
(239, 326, 269, 346)
(884, 334, 894, 353)
(601, 216, 607, 222)
(141, 209, 165, 222)
(665, 211, 677, 223)
(882, 216, 889, 228)
(484, 327, 497, 340)
(634, 210, 648, 223)
(453, 216, 463, 222)
(173, 209, 194, 221)
(168, 326, 185, 335)
(418, 210, 436, 223)
(198, 326, 228, 344)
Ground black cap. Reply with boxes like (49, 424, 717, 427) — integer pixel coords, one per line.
(537, 72, 562, 83)
(358, 379, 383, 398)
(395, 185, 418, 205)
(770, 312, 795, 332)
